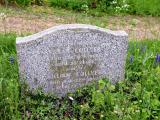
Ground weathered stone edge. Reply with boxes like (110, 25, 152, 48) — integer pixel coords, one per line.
(16, 24, 128, 44)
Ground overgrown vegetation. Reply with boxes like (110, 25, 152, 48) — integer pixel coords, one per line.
(0, 0, 44, 6)
(128, 0, 160, 16)
(0, 34, 160, 119)
(0, 0, 160, 16)
(49, 0, 160, 16)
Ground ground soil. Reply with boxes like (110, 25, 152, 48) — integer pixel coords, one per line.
(0, 6, 160, 40)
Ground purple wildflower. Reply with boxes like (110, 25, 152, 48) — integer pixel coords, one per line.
(155, 54, 160, 63)
(130, 55, 134, 63)
(9, 56, 14, 64)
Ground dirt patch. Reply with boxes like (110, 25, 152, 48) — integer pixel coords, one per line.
(0, 6, 160, 40)
(107, 15, 160, 40)
(0, 15, 59, 34)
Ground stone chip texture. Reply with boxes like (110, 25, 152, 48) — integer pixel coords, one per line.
(16, 24, 128, 96)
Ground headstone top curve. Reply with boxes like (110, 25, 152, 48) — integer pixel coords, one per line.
(16, 24, 128, 44)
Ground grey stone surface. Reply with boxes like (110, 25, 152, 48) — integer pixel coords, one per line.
(16, 24, 128, 96)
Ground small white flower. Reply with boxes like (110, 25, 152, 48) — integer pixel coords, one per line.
(0, 13, 5, 17)
(135, 110, 140, 113)
(0, 13, 7, 19)
(114, 110, 118, 113)
(124, 4, 129, 8)
(112, 1, 117, 4)
(68, 96, 74, 101)
(100, 114, 104, 118)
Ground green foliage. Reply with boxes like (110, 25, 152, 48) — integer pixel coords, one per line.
(128, 0, 160, 16)
(49, 0, 90, 12)
(0, 34, 160, 119)
(48, 0, 160, 16)
(1, 0, 44, 6)
(1, 0, 160, 16)
(48, 0, 114, 12)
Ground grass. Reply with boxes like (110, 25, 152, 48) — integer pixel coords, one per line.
(128, 0, 160, 16)
(0, 33, 160, 119)
(48, 0, 160, 16)
(0, 34, 19, 119)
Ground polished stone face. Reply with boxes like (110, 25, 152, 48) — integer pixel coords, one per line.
(16, 24, 128, 96)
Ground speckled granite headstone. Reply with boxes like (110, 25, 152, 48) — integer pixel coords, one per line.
(16, 24, 128, 96)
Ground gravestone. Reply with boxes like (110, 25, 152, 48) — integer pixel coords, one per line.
(16, 24, 128, 96)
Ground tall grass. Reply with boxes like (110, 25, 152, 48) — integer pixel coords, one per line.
(0, 34, 20, 119)
(128, 0, 160, 16)
(0, 0, 44, 6)
(0, 34, 160, 119)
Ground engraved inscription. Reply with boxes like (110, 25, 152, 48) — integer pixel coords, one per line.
(49, 40, 103, 90)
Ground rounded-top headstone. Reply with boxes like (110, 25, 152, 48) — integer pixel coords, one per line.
(16, 24, 128, 96)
